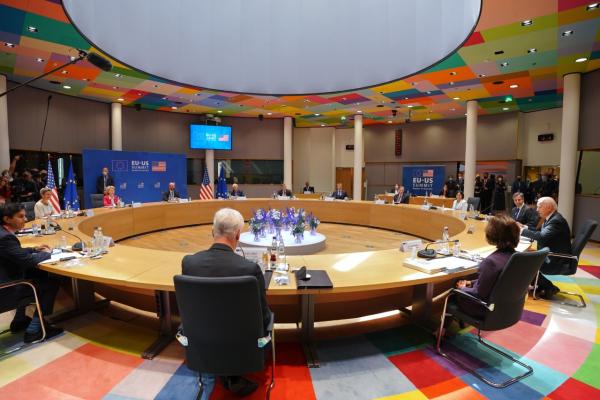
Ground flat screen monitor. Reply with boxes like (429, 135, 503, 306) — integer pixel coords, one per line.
(190, 124, 232, 150)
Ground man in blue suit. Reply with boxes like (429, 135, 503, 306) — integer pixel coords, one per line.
(331, 183, 348, 200)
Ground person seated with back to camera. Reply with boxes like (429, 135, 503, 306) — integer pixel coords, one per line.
(331, 182, 348, 200)
(103, 186, 119, 207)
(34, 188, 54, 219)
(181, 208, 272, 398)
(393, 185, 409, 204)
(162, 182, 180, 202)
(230, 183, 245, 197)
(452, 191, 468, 211)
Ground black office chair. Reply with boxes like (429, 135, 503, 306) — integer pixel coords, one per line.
(436, 248, 549, 388)
(0, 280, 47, 358)
(22, 201, 35, 221)
(89, 194, 104, 209)
(466, 197, 480, 211)
(532, 219, 598, 308)
(174, 275, 275, 400)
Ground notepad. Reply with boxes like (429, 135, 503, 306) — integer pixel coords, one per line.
(403, 256, 478, 274)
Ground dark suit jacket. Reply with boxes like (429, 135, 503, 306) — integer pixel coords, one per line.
(182, 243, 272, 330)
(276, 189, 292, 197)
(230, 190, 245, 197)
(96, 174, 114, 194)
(458, 249, 514, 318)
(162, 190, 181, 201)
(394, 192, 409, 204)
(521, 211, 572, 275)
(302, 186, 314, 193)
(511, 205, 538, 229)
(0, 226, 51, 283)
(332, 190, 348, 200)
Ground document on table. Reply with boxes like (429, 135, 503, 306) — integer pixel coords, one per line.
(41, 251, 85, 264)
(403, 256, 479, 274)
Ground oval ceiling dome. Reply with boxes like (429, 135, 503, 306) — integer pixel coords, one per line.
(63, 0, 481, 95)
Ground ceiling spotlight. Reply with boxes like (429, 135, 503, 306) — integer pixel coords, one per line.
(500, 62, 509, 67)
(453, 97, 460, 100)
(478, 74, 486, 78)
(267, 112, 273, 116)
(449, 81, 455, 85)
(153, 84, 160, 88)
(114, 73, 122, 78)
(575, 57, 588, 63)
(426, 118, 431, 121)
(528, 48, 537, 53)
(4, 42, 15, 48)
(321, 124, 326, 127)
(404, 97, 409, 100)
(587, 3, 599, 10)
(510, 84, 519, 88)
(356, 110, 362, 113)
(35, 58, 44, 63)
(450, 108, 456, 111)
(503, 107, 509, 111)
(217, 110, 223, 113)
(63, 85, 71, 89)
(407, 105, 413, 108)
(426, 91, 432, 94)
(521, 20, 533, 26)
(171, 106, 177, 110)
(449, 71, 457, 76)
(387, 120, 392, 124)
(61, 70, 68, 74)
(117, 98, 124, 101)
(27, 26, 38, 32)
(112, 86, 119, 89)
(195, 93, 201, 96)
(341, 116, 346, 120)
(562, 30, 574, 37)
(315, 113, 321, 116)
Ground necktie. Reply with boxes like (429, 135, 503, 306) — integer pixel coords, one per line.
(516, 207, 522, 220)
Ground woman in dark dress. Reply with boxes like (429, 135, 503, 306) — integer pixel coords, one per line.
(492, 174, 507, 212)
(439, 184, 449, 197)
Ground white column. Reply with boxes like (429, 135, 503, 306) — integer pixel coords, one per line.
(205, 149, 214, 188)
(110, 102, 122, 150)
(0, 76, 10, 170)
(464, 100, 478, 199)
(558, 73, 581, 227)
(283, 116, 293, 188)
(353, 114, 363, 200)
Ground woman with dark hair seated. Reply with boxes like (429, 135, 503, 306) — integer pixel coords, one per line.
(454, 214, 520, 318)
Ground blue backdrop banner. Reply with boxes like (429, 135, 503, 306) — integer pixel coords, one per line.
(402, 165, 445, 196)
(83, 149, 187, 207)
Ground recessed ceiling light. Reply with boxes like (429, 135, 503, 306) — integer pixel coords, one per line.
(426, 91, 432, 94)
(217, 110, 223, 113)
(503, 107, 509, 111)
(478, 74, 486, 78)
(117, 98, 124, 101)
(450, 108, 456, 111)
(112, 86, 119, 89)
(321, 124, 326, 127)
(407, 105, 413, 108)
(27, 26, 38, 32)
(449, 71, 457, 76)
(528, 48, 537, 53)
(575, 57, 588, 63)
(426, 118, 431, 121)
(35, 57, 44, 63)
(357, 110, 362, 113)
(449, 82, 455, 86)
(195, 93, 201, 96)
(153, 84, 160, 88)
(510, 84, 519, 88)
(61, 70, 68, 74)
(341, 116, 346, 120)
(4, 42, 15, 48)
(404, 97, 409, 100)
(315, 113, 320, 116)
(387, 120, 392, 124)
(521, 20, 533, 26)
(83, 78, 89, 81)
(62, 85, 71, 89)
(587, 3, 599, 11)
(267, 112, 272, 115)
(453, 97, 460, 100)
(170, 106, 177, 110)
(562, 30, 574, 37)
(464, 113, 467, 116)
(500, 62, 509, 67)
(114, 73, 122, 78)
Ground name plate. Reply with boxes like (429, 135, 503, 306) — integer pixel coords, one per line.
(85, 210, 95, 217)
(132, 202, 142, 208)
(179, 198, 189, 203)
(400, 239, 423, 252)
(374, 199, 385, 205)
(277, 196, 290, 200)
(324, 196, 334, 202)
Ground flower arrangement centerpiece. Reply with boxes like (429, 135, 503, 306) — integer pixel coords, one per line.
(249, 215, 263, 242)
(292, 221, 306, 243)
(270, 209, 283, 239)
(254, 208, 268, 237)
(307, 212, 320, 235)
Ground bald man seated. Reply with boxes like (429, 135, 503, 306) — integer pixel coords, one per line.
(519, 197, 572, 299)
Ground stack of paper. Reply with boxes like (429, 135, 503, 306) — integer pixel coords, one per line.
(403, 256, 479, 274)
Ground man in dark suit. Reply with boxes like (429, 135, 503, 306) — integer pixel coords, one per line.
(511, 176, 527, 195)
(0, 203, 63, 342)
(393, 186, 409, 204)
(445, 176, 458, 198)
(162, 182, 181, 201)
(331, 183, 348, 200)
(302, 181, 314, 193)
(230, 183, 244, 197)
(520, 197, 572, 298)
(276, 184, 292, 197)
(511, 192, 538, 229)
(182, 208, 271, 398)
(96, 167, 114, 194)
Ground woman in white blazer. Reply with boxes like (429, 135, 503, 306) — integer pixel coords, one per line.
(452, 191, 468, 211)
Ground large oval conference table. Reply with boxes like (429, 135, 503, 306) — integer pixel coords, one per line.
(23, 199, 495, 364)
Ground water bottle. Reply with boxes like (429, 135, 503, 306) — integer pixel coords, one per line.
(270, 236, 277, 263)
(442, 226, 450, 254)
(453, 241, 461, 257)
(92, 227, 99, 253)
(97, 227, 105, 253)
(277, 239, 286, 269)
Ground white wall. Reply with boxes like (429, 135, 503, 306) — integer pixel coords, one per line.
(335, 129, 355, 167)
(292, 127, 335, 193)
(518, 108, 562, 166)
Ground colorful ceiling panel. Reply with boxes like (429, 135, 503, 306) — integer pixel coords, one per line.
(0, 0, 599, 127)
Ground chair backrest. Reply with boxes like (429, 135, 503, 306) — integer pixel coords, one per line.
(467, 197, 480, 211)
(571, 219, 598, 260)
(90, 194, 104, 209)
(22, 201, 35, 221)
(174, 275, 264, 376)
(484, 248, 549, 331)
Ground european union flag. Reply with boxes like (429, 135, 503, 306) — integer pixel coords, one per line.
(216, 162, 228, 199)
(64, 160, 80, 210)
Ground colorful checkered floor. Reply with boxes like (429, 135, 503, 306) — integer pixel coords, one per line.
(1, 246, 599, 400)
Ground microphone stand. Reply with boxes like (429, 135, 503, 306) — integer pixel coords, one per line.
(55, 223, 85, 251)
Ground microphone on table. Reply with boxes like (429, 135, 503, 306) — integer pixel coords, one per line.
(417, 239, 459, 259)
(55, 223, 85, 251)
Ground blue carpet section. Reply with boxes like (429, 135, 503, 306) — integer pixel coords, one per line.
(155, 364, 198, 400)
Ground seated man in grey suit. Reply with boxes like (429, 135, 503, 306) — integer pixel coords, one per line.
(181, 208, 272, 398)
(511, 192, 538, 229)
(229, 183, 244, 197)
(276, 184, 292, 197)
(162, 182, 180, 202)
(519, 197, 571, 299)
(331, 182, 348, 200)
(393, 185, 409, 204)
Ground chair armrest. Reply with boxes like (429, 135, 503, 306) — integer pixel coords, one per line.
(450, 288, 494, 311)
(0, 279, 31, 291)
(548, 252, 578, 261)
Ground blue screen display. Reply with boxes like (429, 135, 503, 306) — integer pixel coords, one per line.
(190, 125, 232, 150)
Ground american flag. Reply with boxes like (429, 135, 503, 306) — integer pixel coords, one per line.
(199, 165, 213, 200)
(46, 160, 61, 214)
